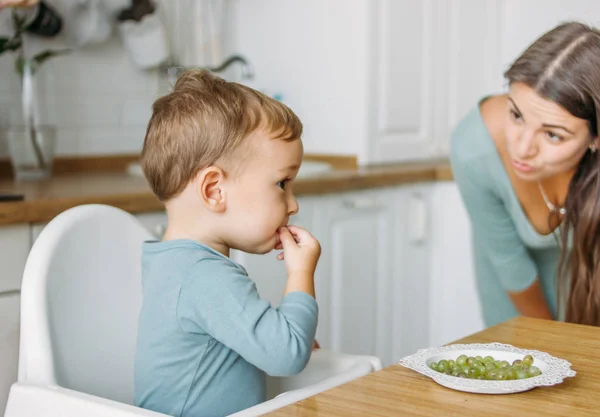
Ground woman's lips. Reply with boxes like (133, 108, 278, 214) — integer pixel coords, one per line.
(512, 159, 535, 173)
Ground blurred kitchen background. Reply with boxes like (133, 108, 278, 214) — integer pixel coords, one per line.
(1, 0, 600, 413)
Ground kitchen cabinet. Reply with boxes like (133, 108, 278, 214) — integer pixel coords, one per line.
(313, 189, 396, 364)
(0, 225, 31, 294)
(0, 292, 20, 415)
(428, 182, 484, 346)
(390, 184, 432, 362)
(0, 224, 29, 416)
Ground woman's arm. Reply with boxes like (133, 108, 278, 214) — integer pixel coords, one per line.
(509, 280, 554, 319)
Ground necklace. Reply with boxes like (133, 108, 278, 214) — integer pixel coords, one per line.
(537, 181, 566, 215)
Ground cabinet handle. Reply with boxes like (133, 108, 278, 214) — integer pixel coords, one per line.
(409, 193, 427, 244)
(342, 198, 378, 210)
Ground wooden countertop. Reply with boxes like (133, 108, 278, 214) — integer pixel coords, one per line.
(267, 317, 598, 417)
(0, 159, 452, 226)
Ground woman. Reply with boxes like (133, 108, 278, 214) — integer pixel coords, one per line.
(450, 21, 600, 327)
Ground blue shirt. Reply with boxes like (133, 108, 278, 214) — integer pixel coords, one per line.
(449, 100, 560, 327)
(134, 239, 318, 417)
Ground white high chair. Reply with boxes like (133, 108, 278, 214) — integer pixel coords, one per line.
(5, 204, 381, 417)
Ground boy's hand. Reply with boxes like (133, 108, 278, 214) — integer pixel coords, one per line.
(0, 0, 39, 9)
(276, 225, 321, 276)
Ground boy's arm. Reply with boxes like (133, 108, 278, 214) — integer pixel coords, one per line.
(176, 258, 318, 377)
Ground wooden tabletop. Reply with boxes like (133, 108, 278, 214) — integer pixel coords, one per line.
(267, 317, 599, 417)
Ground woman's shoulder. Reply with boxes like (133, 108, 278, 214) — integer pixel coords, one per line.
(450, 94, 506, 167)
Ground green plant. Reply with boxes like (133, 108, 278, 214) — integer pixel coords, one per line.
(0, 10, 69, 74)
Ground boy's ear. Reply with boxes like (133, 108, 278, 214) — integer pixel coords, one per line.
(196, 166, 226, 212)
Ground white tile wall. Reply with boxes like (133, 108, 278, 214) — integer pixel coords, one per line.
(0, 0, 160, 158)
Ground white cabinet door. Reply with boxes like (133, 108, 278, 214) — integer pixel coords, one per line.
(0, 292, 20, 416)
(314, 189, 395, 365)
(0, 225, 31, 293)
(365, 0, 446, 164)
(429, 182, 484, 346)
(390, 184, 432, 362)
(0, 225, 30, 415)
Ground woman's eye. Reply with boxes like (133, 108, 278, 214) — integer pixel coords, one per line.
(277, 180, 288, 190)
(546, 131, 563, 143)
(509, 109, 522, 122)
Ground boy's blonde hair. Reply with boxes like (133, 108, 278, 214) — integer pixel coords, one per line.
(141, 70, 303, 202)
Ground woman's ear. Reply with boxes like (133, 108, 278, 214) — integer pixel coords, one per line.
(591, 137, 599, 154)
(195, 166, 227, 212)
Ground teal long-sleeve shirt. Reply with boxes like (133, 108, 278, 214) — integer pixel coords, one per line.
(134, 239, 318, 417)
(449, 99, 560, 327)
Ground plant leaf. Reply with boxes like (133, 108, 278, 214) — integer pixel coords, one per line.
(32, 49, 71, 68)
(0, 36, 21, 55)
(0, 37, 10, 55)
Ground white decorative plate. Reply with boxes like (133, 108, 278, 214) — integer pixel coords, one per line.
(398, 342, 576, 394)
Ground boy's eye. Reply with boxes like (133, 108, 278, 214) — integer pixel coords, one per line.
(277, 179, 289, 190)
(546, 131, 563, 143)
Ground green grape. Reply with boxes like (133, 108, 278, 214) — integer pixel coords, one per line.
(472, 360, 484, 369)
(432, 353, 542, 380)
(486, 369, 498, 380)
(467, 367, 480, 378)
(515, 369, 528, 380)
(528, 366, 542, 377)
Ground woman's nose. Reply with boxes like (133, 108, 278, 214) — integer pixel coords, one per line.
(516, 130, 538, 159)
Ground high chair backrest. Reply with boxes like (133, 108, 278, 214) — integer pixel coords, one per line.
(18, 204, 156, 405)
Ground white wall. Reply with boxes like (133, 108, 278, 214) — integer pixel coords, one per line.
(0, 0, 161, 158)
(227, 0, 369, 156)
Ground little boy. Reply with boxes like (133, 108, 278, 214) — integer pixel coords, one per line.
(134, 70, 321, 417)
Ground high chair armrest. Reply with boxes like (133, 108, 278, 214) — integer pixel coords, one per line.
(5, 382, 169, 417)
(229, 349, 383, 417)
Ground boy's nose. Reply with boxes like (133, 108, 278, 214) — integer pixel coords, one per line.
(288, 195, 299, 216)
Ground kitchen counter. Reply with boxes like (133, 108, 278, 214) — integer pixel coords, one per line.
(266, 317, 598, 417)
(0, 159, 452, 226)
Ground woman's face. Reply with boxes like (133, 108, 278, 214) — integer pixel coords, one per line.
(504, 82, 596, 181)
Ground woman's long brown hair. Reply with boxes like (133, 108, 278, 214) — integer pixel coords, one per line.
(505, 22, 600, 325)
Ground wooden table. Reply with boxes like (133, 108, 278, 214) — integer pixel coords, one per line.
(266, 317, 600, 416)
